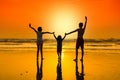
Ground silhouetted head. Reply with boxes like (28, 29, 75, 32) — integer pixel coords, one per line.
(38, 27, 42, 31)
(79, 23, 83, 28)
(57, 35, 62, 40)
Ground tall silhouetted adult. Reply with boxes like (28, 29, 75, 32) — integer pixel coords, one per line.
(36, 58, 43, 80)
(66, 16, 87, 61)
(56, 58, 62, 80)
(29, 24, 53, 60)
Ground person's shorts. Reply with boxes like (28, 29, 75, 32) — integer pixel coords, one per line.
(76, 37, 84, 49)
(37, 40, 43, 45)
(57, 48, 62, 53)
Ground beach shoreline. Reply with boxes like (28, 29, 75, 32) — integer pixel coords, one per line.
(0, 40, 120, 80)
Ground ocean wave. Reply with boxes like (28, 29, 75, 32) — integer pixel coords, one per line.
(0, 38, 120, 43)
(0, 39, 36, 43)
(86, 44, 113, 47)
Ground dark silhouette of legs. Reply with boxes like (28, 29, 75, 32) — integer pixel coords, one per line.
(57, 52, 59, 59)
(75, 48, 78, 61)
(81, 48, 84, 61)
(74, 38, 79, 61)
(80, 45, 84, 61)
(74, 41, 79, 61)
(37, 44, 40, 59)
(37, 43, 43, 60)
(57, 50, 62, 60)
(60, 52, 62, 60)
(57, 49, 60, 58)
(75, 45, 84, 61)
(40, 43, 43, 60)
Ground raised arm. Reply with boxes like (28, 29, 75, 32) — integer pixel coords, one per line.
(29, 24, 37, 33)
(53, 32, 57, 40)
(62, 33, 67, 40)
(66, 29, 78, 35)
(83, 16, 87, 31)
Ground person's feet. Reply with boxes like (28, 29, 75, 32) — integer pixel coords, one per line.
(73, 58, 77, 62)
(73, 58, 83, 62)
(80, 73, 85, 76)
(41, 57, 44, 60)
(80, 58, 83, 61)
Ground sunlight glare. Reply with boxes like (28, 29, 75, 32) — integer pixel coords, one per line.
(49, 6, 79, 37)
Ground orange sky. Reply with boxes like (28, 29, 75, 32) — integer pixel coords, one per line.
(0, 0, 120, 39)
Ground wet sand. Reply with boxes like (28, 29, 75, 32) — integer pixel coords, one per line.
(0, 41, 120, 80)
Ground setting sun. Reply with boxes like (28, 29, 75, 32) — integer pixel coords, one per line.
(0, 0, 120, 80)
(45, 3, 80, 37)
(0, 0, 120, 39)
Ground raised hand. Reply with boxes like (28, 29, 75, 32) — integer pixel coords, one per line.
(29, 23, 31, 27)
(65, 33, 67, 35)
(85, 16, 87, 20)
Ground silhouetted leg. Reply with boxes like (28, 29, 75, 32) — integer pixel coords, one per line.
(57, 50, 59, 59)
(73, 48, 78, 61)
(60, 52, 61, 60)
(76, 48, 78, 61)
(58, 52, 61, 60)
(80, 44, 84, 61)
(40, 43, 43, 60)
(74, 39, 79, 61)
(37, 44, 40, 60)
(81, 48, 84, 61)
(57, 49, 59, 59)
(57, 52, 59, 60)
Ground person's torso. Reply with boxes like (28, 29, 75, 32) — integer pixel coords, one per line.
(78, 29, 84, 38)
(57, 39, 62, 48)
(37, 31, 42, 42)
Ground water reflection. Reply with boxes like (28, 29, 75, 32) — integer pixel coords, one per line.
(36, 59, 43, 80)
(56, 59, 62, 80)
(75, 60, 84, 80)
(35, 54, 84, 80)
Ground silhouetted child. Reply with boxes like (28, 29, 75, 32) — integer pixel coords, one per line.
(66, 16, 87, 61)
(53, 32, 66, 59)
(29, 23, 53, 60)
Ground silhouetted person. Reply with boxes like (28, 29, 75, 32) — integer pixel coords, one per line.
(53, 32, 66, 59)
(56, 58, 62, 80)
(36, 58, 43, 80)
(75, 60, 84, 80)
(66, 16, 87, 61)
(29, 24, 53, 60)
